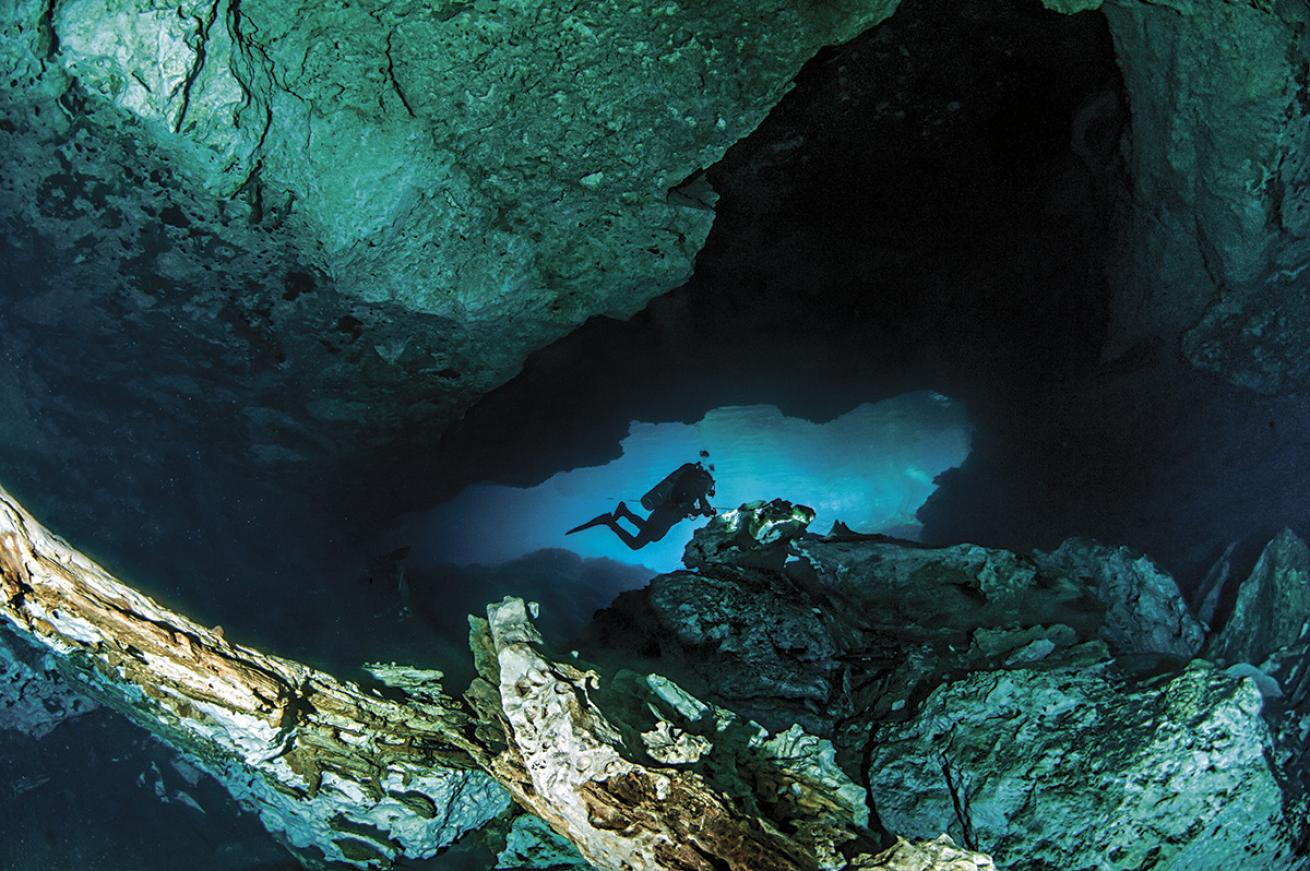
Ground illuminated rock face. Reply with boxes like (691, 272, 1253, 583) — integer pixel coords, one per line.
(0, 0, 898, 479)
(0, 483, 995, 869)
(595, 502, 1310, 868)
(869, 663, 1295, 870)
(0, 486, 510, 867)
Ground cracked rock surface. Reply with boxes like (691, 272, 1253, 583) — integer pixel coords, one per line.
(592, 501, 1310, 869)
(869, 661, 1295, 869)
(0, 0, 896, 486)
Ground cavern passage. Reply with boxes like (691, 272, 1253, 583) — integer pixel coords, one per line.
(4, 0, 1310, 866)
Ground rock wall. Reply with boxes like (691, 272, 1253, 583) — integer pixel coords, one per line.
(0, 0, 899, 483)
(870, 663, 1294, 869)
(1039, 0, 1310, 389)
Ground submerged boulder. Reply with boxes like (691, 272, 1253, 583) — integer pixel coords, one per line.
(1211, 528, 1310, 665)
(595, 568, 839, 734)
(598, 501, 1211, 747)
(1033, 538, 1205, 659)
(683, 499, 817, 571)
(869, 662, 1299, 869)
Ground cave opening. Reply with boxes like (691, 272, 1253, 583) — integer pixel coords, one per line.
(5, 0, 1310, 865)
(406, 394, 970, 574)
(409, 0, 1126, 550)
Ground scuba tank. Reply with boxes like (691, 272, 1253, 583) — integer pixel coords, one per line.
(641, 462, 699, 511)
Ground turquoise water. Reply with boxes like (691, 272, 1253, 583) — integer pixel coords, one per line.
(404, 392, 972, 573)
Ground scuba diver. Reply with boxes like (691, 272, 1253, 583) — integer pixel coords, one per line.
(566, 459, 716, 550)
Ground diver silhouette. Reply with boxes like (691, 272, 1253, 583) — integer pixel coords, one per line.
(566, 461, 716, 550)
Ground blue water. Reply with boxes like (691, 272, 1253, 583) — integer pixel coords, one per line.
(404, 392, 972, 574)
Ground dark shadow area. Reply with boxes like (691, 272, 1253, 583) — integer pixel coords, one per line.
(918, 347, 1310, 594)
(406, 0, 1124, 521)
(401, 549, 654, 690)
(0, 710, 292, 870)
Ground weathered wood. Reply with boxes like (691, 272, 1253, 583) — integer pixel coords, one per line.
(0, 486, 508, 868)
(0, 484, 994, 870)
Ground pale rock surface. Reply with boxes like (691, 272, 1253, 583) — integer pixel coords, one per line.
(852, 835, 995, 871)
(0, 485, 509, 868)
(869, 662, 1299, 869)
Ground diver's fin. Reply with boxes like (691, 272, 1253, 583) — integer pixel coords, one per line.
(566, 514, 612, 536)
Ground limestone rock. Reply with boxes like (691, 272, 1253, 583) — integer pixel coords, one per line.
(620, 669, 872, 868)
(595, 568, 839, 733)
(473, 595, 851, 870)
(1033, 538, 1205, 658)
(0, 495, 918, 871)
(0, 0, 901, 476)
(852, 835, 995, 871)
(596, 500, 1208, 751)
(869, 662, 1299, 869)
(496, 813, 590, 870)
(1036, 0, 1310, 391)
(792, 535, 1091, 637)
(1211, 528, 1310, 665)
(684, 499, 817, 571)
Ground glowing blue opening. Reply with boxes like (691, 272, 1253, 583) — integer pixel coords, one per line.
(407, 391, 972, 574)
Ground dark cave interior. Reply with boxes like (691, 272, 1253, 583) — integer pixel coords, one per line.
(1, 0, 1297, 670)
(3, 0, 1310, 867)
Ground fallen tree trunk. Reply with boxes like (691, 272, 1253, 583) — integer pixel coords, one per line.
(0, 486, 509, 867)
(0, 484, 992, 870)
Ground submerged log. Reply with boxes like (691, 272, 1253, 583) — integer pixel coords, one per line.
(0, 485, 509, 867)
(0, 484, 993, 870)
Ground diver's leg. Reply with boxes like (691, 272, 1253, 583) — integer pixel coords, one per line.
(613, 501, 645, 525)
(607, 518, 647, 550)
(568, 503, 652, 549)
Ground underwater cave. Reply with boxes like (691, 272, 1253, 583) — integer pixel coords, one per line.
(1, 0, 1310, 867)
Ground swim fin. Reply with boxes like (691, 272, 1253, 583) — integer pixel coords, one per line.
(566, 513, 612, 536)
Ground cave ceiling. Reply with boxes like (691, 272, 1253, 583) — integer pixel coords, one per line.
(2, 0, 1310, 511)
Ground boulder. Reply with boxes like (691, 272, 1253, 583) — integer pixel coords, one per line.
(1211, 528, 1310, 665)
(1033, 538, 1205, 658)
(869, 662, 1299, 869)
